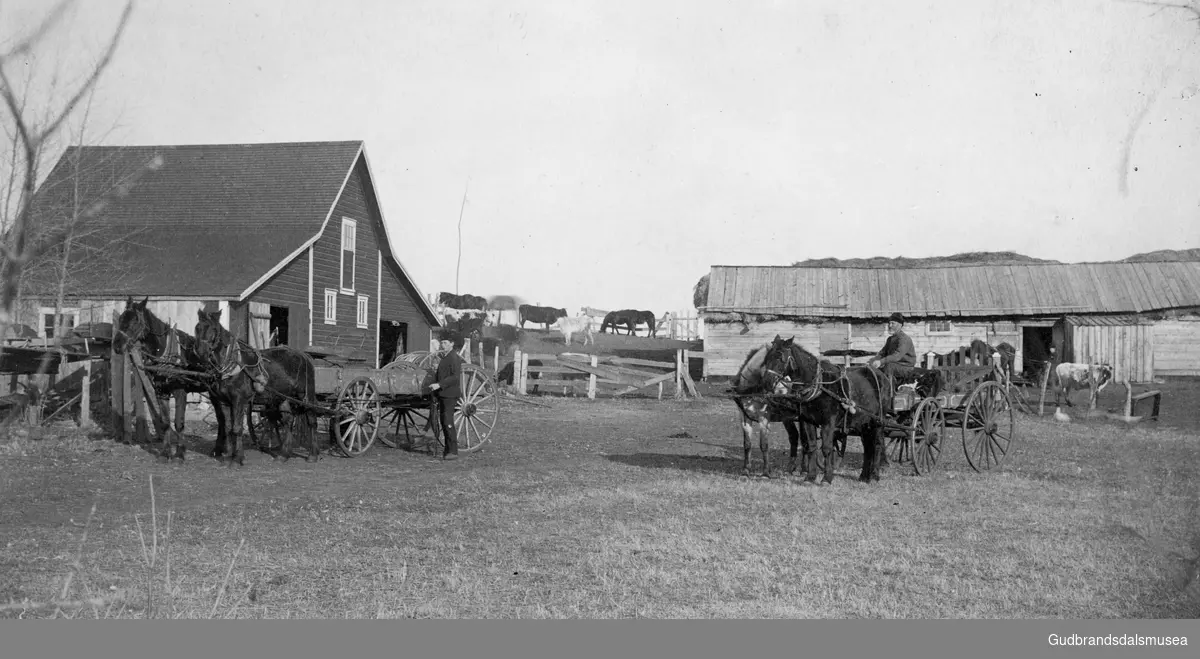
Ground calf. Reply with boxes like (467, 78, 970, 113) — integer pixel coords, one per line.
(1054, 362, 1114, 407)
(519, 304, 568, 330)
(553, 315, 595, 346)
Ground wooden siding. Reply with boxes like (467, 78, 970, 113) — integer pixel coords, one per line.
(245, 249, 310, 348)
(705, 263, 1200, 318)
(310, 159, 379, 360)
(380, 261, 435, 358)
(1152, 319, 1200, 376)
(1070, 324, 1154, 383)
(704, 321, 820, 377)
(704, 318, 1021, 377)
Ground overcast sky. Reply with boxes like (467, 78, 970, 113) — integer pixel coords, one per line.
(3, 0, 1198, 316)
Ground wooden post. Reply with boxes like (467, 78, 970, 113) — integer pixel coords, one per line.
(79, 359, 92, 426)
(478, 341, 485, 370)
(1088, 362, 1099, 412)
(122, 353, 135, 443)
(493, 346, 500, 373)
(1038, 361, 1051, 417)
(1122, 381, 1133, 418)
(674, 349, 683, 400)
(519, 352, 529, 395)
(110, 338, 122, 435)
(588, 355, 598, 400)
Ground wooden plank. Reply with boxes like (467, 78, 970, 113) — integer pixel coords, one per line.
(612, 371, 677, 397)
(607, 356, 676, 369)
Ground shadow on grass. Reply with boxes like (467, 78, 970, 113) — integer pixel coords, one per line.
(603, 448, 868, 482)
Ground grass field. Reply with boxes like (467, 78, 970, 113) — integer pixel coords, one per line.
(1, 388, 1198, 619)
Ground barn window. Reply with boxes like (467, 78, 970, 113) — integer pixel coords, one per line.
(340, 218, 357, 293)
(927, 320, 953, 333)
(39, 307, 77, 339)
(324, 289, 337, 325)
(356, 295, 369, 329)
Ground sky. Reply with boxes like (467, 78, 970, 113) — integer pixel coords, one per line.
(2, 0, 1199, 316)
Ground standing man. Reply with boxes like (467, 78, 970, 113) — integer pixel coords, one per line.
(428, 330, 464, 460)
(869, 313, 916, 380)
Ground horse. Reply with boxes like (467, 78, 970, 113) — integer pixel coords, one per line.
(112, 297, 209, 462)
(760, 335, 894, 485)
(730, 343, 829, 479)
(193, 309, 319, 467)
(600, 309, 657, 336)
(968, 339, 1016, 381)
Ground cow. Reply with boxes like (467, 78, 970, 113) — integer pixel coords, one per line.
(600, 309, 658, 337)
(519, 304, 568, 330)
(438, 292, 488, 310)
(553, 315, 595, 346)
(1054, 362, 1114, 407)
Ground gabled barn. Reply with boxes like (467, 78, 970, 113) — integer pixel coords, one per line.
(21, 140, 441, 366)
(700, 262, 1200, 382)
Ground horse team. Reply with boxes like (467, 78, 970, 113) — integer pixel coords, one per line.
(114, 297, 318, 468)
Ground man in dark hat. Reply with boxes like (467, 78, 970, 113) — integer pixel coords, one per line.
(870, 312, 916, 379)
(428, 330, 465, 460)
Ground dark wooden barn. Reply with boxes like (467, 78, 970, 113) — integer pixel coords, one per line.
(21, 140, 441, 366)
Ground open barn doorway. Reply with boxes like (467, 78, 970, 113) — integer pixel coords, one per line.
(379, 320, 407, 366)
(1022, 326, 1053, 379)
(269, 306, 289, 346)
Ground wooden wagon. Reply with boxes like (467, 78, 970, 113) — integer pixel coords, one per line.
(879, 350, 1015, 475)
(306, 350, 501, 457)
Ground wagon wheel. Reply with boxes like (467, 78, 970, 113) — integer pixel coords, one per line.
(452, 364, 500, 454)
(332, 377, 381, 457)
(246, 408, 281, 453)
(377, 404, 436, 451)
(962, 380, 1015, 472)
(910, 398, 946, 476)
(885, 427, 912, 466)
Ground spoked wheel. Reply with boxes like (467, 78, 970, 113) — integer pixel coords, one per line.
(377, 403, 436, 451)
(885, 428, 912, 466)
(332, 377, 381, 457)
(910, 398, 946, 475)
(962, 380, 1015, 472)
(452, 364, 500, 454)
(246, 407, 281, 453)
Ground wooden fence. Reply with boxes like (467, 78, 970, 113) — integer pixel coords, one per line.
(512, 349, 702, 399)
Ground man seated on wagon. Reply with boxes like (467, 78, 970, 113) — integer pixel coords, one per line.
(869, 312, 917, 381)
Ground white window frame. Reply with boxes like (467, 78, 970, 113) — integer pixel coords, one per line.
(324, 288, 338, 325)
(926, 319, 953, 334)
(356, 295, 369, 329)
(340, 217, 357, 294)
(39, 306, 79, 339)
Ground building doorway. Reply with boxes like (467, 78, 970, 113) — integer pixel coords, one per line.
(269, 306, 289, 346)
(1021, 326, 1053, 378)
(379, 320, 407, 366)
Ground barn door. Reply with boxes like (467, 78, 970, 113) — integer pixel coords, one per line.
(248, 302, 271, 349)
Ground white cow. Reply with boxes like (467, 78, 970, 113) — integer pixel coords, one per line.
(1054, 362, 1114, 407)
(553, 315, 595, 346)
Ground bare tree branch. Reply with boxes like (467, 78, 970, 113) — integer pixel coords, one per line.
(0, 0, 73, 59)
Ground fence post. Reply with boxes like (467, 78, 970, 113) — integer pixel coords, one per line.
(1122, 381, 1132, 417)
(512, 348, 522, 393)
(110, 332, 122, 436)
(588, 355, 597, 399)
(1038, 362, 1051, 417)
(121, 353, 135, 443)
(674, 349, 682, 399)
(80, 359, 92, 427)
(520, 352, 530, 395)
(493, 345, 500, 373)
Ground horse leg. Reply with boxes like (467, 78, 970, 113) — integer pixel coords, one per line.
(277, 402, 295, 462)
(758, 416, 772, 478)
(740, 417, 754, 477)
(860, 426, 881, 483)
(784, 421, 800, 474)
(228, 397, 248, 468)
(820, 423, 837, 485)
(172, 389, 187, 461)
(154, 395, 173, 463)
(210, 397, 228, 460)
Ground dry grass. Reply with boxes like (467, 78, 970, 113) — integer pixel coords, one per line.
(0, 395, 1197, 619)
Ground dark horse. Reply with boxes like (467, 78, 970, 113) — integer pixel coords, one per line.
(600, 309, 657, 337)
(113, 297, 209, 462)
(760, 335, 894, 485)
(194, 309, 319, 467)
(731, 343, 833, 478)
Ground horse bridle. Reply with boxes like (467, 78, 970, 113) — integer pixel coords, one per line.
(117, 308, 183, 364)
(765, 346, 826, 403)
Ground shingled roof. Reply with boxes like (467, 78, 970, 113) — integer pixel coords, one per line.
(704, 262, 1200, 318)
(28, 141, 435, 322)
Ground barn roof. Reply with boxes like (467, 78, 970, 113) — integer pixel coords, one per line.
(27, 140, 440, 324)
(703, 262, 1200, 319)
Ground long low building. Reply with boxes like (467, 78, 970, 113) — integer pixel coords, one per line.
(699, 261, 1200, 382)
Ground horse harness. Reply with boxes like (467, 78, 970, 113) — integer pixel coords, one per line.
(766, 349, 894, 433)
